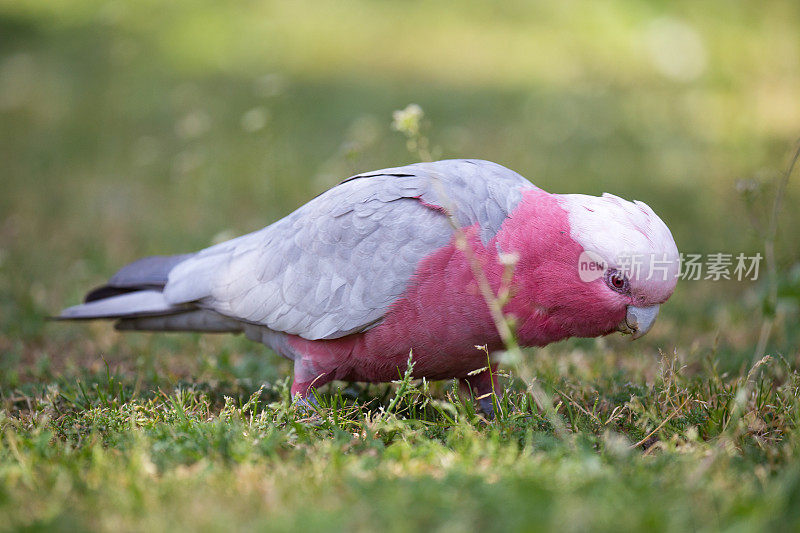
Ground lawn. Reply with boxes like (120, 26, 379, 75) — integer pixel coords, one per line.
(1, 0, 800, 531)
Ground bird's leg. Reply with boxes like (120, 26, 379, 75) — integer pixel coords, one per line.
(290, 358, 333, 410)
(461, 363, 501, 419)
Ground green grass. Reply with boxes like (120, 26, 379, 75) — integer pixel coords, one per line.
(2, 0, 800, 530)
(4, 349, 800, 531)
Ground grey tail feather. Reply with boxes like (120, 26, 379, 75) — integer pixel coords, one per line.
(58, 290, 189, 321)
(58, 290, 243, 334)
(58, 252, 244, 334)
(115, 309, 243, 333)
(84, 253, 193, 303)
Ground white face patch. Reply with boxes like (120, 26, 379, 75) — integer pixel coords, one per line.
(558, 193, 680, 302)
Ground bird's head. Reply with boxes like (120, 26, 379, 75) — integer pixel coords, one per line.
(557, 192, 680, 340)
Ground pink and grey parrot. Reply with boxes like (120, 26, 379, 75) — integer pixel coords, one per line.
(59, 159, 679, 412)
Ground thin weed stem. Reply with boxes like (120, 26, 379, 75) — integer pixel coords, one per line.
(754, 140, 800, 361)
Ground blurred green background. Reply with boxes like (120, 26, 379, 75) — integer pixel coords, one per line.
(1, 0, 799, 384)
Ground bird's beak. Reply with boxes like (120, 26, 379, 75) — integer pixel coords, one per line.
(618, 304, 660, 340)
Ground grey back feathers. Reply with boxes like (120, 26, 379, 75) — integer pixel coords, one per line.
(60, 159, 535, 341)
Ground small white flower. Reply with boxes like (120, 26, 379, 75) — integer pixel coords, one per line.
(498, 252, 520, 267)
(391, 104, 424, 136)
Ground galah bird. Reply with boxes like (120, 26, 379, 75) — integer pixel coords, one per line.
(59, 159, 679, 414)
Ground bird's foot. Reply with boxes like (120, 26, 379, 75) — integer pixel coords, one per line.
(461, 365, 502, 420)
(293, 393, 320, 417)
(476, 394, 496, 420)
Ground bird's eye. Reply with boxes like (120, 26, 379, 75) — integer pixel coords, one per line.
(605, 269, 629, 293)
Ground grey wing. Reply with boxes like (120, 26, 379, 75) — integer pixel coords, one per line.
(348, 159, 537, 244)
(163, 159, 535, 340)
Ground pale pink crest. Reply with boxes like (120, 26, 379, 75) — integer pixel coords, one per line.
(557, 192, 679, 304)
